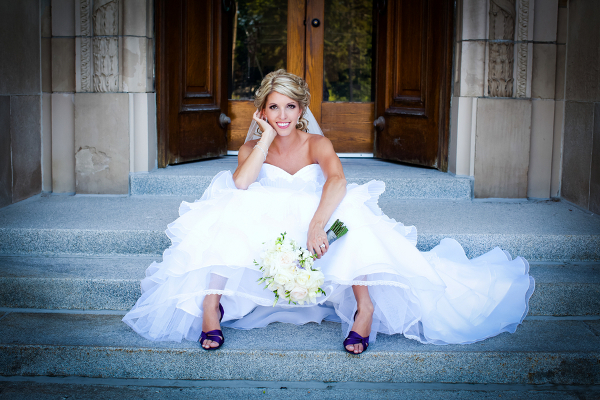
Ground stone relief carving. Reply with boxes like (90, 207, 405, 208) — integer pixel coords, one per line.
(93, 0, 119, 36)
(92, 0, 119, 92)
(81, 38, 92, 92)
(80, 0, 91, 36)
(80, 0, 92, 92)
(94, 38, 119, 92)
(515, 0, 530, 97)
(488, 0, 515, 97)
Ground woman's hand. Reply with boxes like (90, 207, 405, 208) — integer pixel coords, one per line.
(307, 224, 329, 259)
(252, 110, 277, 147)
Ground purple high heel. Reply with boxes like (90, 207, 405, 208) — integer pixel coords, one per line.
(200, 303, 224, 350)
(343, 311, 370, 354)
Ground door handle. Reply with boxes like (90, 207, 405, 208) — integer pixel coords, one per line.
(219, 113, 231, 128)
(374, 116, 385, 131)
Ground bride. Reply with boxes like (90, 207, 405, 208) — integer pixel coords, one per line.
(123, 69, 534, 354)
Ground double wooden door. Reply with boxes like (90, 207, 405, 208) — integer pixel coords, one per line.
(156, 0, 453, 170)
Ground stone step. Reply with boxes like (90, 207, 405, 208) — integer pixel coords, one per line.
(0, 312, 599, 385)
(130, 158, 474, 200)
(0, 378, 595, 399)
(0, 256, 598, 317)
(0, 195, 598, 261)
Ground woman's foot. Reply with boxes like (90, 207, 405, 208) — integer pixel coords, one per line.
(345, 303, 374, 354)
(201, 296, 223, 349)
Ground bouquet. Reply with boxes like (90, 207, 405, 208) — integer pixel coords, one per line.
(256, 219, 349, 306)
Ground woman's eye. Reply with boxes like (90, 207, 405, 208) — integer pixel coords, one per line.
(269, 105, 277, 110)
(288, 104, 296, 109)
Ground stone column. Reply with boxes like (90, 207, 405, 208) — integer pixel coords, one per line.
(69, 0, 155, 194)
(561, 0, 600, 213)
(450, 0, 564, 199)
(0, 0, 43, 207)
(51, 0, 77, 194)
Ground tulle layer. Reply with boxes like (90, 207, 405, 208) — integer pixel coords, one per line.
(123, 167, 534, 345)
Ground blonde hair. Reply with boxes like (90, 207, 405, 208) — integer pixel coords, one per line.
(253, 69, 311, 133)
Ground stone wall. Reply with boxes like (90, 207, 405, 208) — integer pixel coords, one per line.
(0, 0, 44, 207)
(47, 0, 157, 195)
(561, 0, 600, 214)
(0, 0, 156, 206)
(450, 0, 562, 199)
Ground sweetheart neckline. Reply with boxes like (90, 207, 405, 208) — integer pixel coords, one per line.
(262, 163, 320, 176)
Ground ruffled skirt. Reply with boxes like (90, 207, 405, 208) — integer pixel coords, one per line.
(123, 171, 535, 345)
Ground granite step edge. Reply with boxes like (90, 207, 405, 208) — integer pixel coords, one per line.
(0, 314, 598, 385)
(0, 256, 597, 315)
(1, 229, 598, 261)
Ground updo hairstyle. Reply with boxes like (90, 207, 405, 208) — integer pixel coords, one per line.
(253, 69, 311, 133)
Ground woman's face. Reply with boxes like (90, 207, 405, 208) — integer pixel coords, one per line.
(262, 91, 302, 137)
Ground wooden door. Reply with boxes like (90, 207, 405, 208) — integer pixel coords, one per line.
(306, 0, 375, 154)
(373, 0, 453, 170)
(156, 0, 231, 167)
(227, 0, 375, 154)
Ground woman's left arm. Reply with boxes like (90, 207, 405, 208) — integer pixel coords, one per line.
(307, 136, 347, 258)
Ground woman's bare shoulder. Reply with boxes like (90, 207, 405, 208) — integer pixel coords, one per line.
(307, 133, 334, 155)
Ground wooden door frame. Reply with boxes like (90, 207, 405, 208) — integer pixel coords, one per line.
(156, 0, 453, 168)
(437, 0, 454, 172)
(373, 0, 454, 171)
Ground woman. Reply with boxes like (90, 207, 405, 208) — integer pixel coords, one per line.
(123, 70, 534, 354)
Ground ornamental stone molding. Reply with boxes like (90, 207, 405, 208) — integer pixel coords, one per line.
(78, 0, 120, 92)
(93, 38, 119, 92)
(488, 0, 515, 97)
(80, 0, 92, 92)
(515, 0, 530, 98)
(93, 0, 118, 36)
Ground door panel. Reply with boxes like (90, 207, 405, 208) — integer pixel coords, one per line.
(374, 0, 452, 169)
(228, 100, 256, 151)
(321, 103, 374, 153)
(157, 0, 229, 167)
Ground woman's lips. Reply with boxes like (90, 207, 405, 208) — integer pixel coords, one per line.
(276, 122, 291, 129)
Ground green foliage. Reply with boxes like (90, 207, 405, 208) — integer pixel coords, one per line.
(230, 0, 288, 99)
(323, 0, 373, 102)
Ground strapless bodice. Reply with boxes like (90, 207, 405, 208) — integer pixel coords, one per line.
(257, 163, 325, 186)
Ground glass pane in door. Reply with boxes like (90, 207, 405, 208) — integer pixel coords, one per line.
(229, 0, 288, 99)
(323, 0, 373, 102)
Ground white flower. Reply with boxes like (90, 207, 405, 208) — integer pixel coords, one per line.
(290, 286, 308, 302)
(295, 270, 310, 286)
(274, 269, 294, 287)
(279, 251, 295, 265)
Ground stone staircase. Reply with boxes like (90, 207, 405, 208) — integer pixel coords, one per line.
(0, 158, 599, 398)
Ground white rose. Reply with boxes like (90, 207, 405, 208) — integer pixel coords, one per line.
(290, 286, 308, 302)
(295, 270, 310, 286)
(280, 251, 295, 265)
(274, 269, 294, 287)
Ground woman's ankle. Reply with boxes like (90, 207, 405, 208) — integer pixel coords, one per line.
(202, 294, 221, 311)
(357, 301, 374, 315)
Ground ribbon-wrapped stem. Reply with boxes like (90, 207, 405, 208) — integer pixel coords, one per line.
(326, 219, 349, 246)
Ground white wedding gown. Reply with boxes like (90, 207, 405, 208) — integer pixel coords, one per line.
(123, 163, 535, 345)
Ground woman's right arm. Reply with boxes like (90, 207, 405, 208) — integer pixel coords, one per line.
(232, 110, 276, 189)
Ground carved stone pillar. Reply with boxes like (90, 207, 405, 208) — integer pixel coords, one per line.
(515, 0, 530, 98)
(92, 0, 119, 92)
(76, 0, 120, 93)
(488, 0, 515, 97)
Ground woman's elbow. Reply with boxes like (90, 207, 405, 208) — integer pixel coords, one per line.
(232, 174, 250, 190)
(335, 176, 347, 189)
